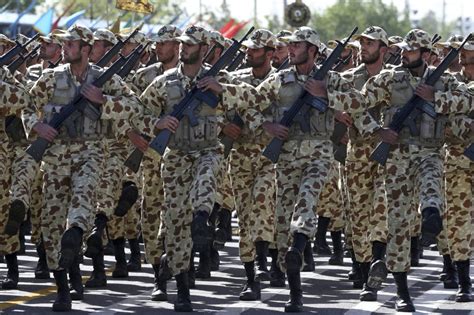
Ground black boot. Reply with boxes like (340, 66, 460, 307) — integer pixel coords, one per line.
(127, 238, 141, 271)
(269, 248, 285, 287)
(285, 269, 303, 312)
(443, 256, 458, 289)
(196, 245, 211, 279)
(18, 222, 27, 255)
(287, 233, 308, 272)
(239, 261, 261, 300)
(151, 264, 167, 301)
(214, 208, 232, 250)
(313, 216, 331, 255)
(35, 240, 50, 279)
(85, 250, 107, 288)
(392, 272, 415, 312)
(84, 213, 107, 258)
(114, 181, 139, 217)
(367, 241, 387, 290)
(359, 262, 377, 301)
(68, 255, 83, 300)
(192, 210, 212, 253)
(439, 254, 456, 285)
(455, 260, 472, 302)
(58, 227, 83, 270)
(1, 253, 19, 289)
(52, 270, 72, 312)
(4, 200, 26, 236)
(255, 241, 270, 280)
(410, 236, 420, 267)
(111, 238, 128, 278)
(174, 272, 193, 312)
(421, 207, 442, 246)
(328, 231, 344, 265)
(348, 250, 363, 289)
(159, 254, 172, 282)
(188, 252, 196, 289)
(302, 242, 315, 271)
(210, 247, 220, 271)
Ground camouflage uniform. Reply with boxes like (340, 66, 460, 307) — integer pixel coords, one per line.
(137, 26, 255, 277)
(23, 25, 141, 271)
(0, 66, 29, 256)
(327, 29, 472, 311)
(228, 30, 277, 265)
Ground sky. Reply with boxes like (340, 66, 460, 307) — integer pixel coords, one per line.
(172, 0, 473, 27)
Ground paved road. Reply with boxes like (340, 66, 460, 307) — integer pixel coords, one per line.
(1, 230, 473, 314)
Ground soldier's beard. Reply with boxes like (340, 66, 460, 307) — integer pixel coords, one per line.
(64, 53, 82, 64)
(402, 56, 423, 69)
(247, 54, 265, 68)
(180, 49, 200, 64)
(158, 52, 174, 64)
(290, 50, 309, 66)
(362, 50, 380, 65)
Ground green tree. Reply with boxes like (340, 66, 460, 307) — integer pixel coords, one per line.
(309, 0, 411, 42)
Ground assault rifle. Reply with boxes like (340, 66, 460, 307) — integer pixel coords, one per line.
(123, 27, 255, 172)
(0, 34, 39, 66)
(25, 48, 135, 162)
(370, 34, 472, 166)
(95, 24, 142, 68)
(262, 27, 358, 163)
(7, 46, 40, 74)
(226, 49, 246, 71)
(117, 42, 151, 78)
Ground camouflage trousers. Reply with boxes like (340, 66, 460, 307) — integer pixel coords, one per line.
(0, 142, 19, 255)
(317, 161, 345, 232)
(141, 154, 165, 265)
(229, 142, 275, 262)
(108, 169, 142, 241)
(384, 145, 443, 273)
(275, 139, 332, 271)
(40, 141, 104, 270)
(216, 156, 235, 210)
(9, 145, 44, 245)
(444, 145, 473, 261)
(345, 157, 388, 263)
(162, 146, 222, 276)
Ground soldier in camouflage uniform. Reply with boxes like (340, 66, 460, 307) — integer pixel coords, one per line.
(442, 37, 474, 302)
(130, 25, 182, 301)
(88, 28, 117, 65)
(323, 26, 391, 300)
(222, 29, 277, 300)
(137, 25, 258, 312)
(318, 29, 472, 312)
(254, 27, 347, 312)
(0, 65, 30, 290)
(23, 25, 141, 311)
(434, 35, 465, 73)
(271, 30, 291, 70)
(0, 34, 15, 56)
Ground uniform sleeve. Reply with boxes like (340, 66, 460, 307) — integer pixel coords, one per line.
(135, 76, 168, 137)
(434, 78, 474, 114)
(449, 114, 473, 140)
(0, 67, 29, 116)
(23, 70, 56, 137)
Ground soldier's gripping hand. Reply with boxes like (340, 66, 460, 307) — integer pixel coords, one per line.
(155, 115, 179, 133)
(335, 111, 353, 126)
(415, 84, 435, 102)
(197, 77, 223, 94)
(127, 130, 149, 153)
(81, 83, 106, 104)
(375, 127, 398, 145)
(33, 122, 58, 142)
(305, 78, 328, 98)
(222, 123, 242, 140)
(263, 121, 289, 140)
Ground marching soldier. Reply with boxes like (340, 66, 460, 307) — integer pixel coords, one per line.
(23, 25, 141, 311)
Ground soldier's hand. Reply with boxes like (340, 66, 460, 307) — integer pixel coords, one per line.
(33, 122, 58, 142)
(81, 84, 106, 104)
(305, 79, 328, 98)
(415, 84, 435, 102)
(375, 127, 398, 145)
(263, 121, 289, 140)
(155, 116, 179, 133)
(222, 123, 242, 140)
(127, 130, 149, 153)
(197, 77, 223, 94)
(341, 132, 349, 145)
(335, 111, 353, 126)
